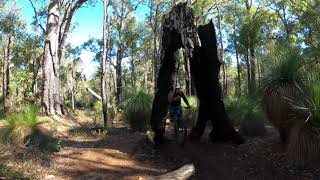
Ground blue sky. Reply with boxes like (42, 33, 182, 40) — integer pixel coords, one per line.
(16, 0, 147, 78)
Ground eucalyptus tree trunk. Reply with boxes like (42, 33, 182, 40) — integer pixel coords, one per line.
(183, 50, 192, 95)
(233, 25, 241, 95)
(245, 52, 251, 94)
(101, 0, 109, 128)
(2, 48, 6, 106)
(216, 2, 227, 96)
(249, 47, 256, 93)
(4, 36, 11, 111)
(42, 0, 62, 115)
(148, 0, 160, 92)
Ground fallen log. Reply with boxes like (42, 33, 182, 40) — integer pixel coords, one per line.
(150, 163, 195, 180)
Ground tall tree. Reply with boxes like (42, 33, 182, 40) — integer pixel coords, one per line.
(101, 0, 110, 128)
(34, 0, 90, 115)
(112, 0, 140, 105)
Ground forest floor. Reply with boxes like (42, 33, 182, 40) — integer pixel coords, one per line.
(1, 110, 320, 180)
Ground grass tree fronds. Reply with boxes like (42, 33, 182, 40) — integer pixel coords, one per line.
(123, 91, 153, 132)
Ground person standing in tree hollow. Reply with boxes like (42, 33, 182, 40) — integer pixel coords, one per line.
(169, 83, 191, 127)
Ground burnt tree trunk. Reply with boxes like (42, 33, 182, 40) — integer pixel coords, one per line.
(189, 20, 242, 144)
(150, 3, 200, 142)
(149, 3, 243, 144)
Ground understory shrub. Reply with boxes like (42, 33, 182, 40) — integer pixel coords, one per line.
(225, 96, 265, 137)
(261, 48, 304, 142)
(93, 101, 117, 122)
(287, 73, 320, 164)
(123, 91, 153, 132)
(0, 105, 62, 152)
(182, 96, 198, 126)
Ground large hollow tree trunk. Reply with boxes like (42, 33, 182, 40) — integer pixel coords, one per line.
(42, 0, 62, 115)
(189, 20, 243, 144)
(149, 3, 243, 145)
(150, 3, 200, 142)
(150, 31, 181, 141)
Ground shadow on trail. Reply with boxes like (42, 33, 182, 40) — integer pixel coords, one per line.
(132, 130, 311, 180)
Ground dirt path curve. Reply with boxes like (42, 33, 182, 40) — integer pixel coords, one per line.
(43, 125, 319, 180)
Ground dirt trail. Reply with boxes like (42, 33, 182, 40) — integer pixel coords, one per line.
(48, 133, 163, 180)
(40, 124, 320, 180)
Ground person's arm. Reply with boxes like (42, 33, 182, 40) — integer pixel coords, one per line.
(180, 92, 191, 107)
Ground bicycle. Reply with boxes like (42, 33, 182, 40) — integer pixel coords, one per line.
(170, 106, 190, 146)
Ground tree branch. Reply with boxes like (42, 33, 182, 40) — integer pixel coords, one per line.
(28, 0, 46, 34)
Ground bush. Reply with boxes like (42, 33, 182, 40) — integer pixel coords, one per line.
(287, 72, 320, 164)
(182, 96, 198, 126)
(0, 105, 62, 152)
(123, 91, 153, 132)
(225, 96, 265, 137)
(0, 105, 40, 145)
(93, 101, 117, 122)
(261, 49, 304, 142)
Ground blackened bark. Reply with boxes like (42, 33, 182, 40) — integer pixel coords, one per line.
(150, 30, 182, 141)
(150, 4, 243, 144)
(189, 21, 242, 144)
(150, 3, 200, 142)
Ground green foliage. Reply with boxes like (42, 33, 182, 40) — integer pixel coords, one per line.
(123, 91, 153, 132)
(262, 48, 303, 92)
(0, 105, 40, 145)
(182, 96, 198, 126)
(225, 95, 265, 137)
(27, 130, 63, 152)
(93, 101, 117, 122)
(291, 72, 320, 123)
(0, 105, 62, 152)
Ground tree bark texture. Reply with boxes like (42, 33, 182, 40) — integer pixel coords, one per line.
(189, 20, 241, 143)
(233, 25, 241, 95)
(101, 0, 109, 128)
(42, 0, 62, 115)
(249, 47, 256, 93)
(150, 3, 242, 144)
(2, 47, 6, 106)
(3, 36, 11, 112)
(150, 3, 201, 141)
(183, 49, 192, 95)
